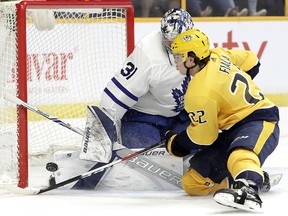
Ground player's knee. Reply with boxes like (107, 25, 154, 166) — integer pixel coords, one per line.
(182, 168, 228, 196)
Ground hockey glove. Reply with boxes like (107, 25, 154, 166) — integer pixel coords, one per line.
(164, 130, 177, 155)
(164, 130, 199, 157)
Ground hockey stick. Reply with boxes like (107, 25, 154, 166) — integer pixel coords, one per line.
(4, 92, 83, 136)
(7, 141, 164, 195)
(4, 92, 183, 188)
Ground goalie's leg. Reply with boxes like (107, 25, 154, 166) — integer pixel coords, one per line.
(79, 105, 117, 163)
(48, 150, 100, 189)
(121, 109, 161, 148)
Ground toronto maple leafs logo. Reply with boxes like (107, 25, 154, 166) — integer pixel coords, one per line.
(172, 75, 191, 112)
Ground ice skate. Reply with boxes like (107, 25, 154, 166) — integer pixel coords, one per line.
(261, 171, 282, 192)
(213, 179, 262, 212)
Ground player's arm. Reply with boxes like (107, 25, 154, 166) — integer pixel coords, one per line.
(245, 61, 260, 79)
(99, 45, 152, 119)
(226, 49, 260, 79)
(164, 96, 219, 157)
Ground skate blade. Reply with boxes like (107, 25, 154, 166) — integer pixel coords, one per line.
(270, 173, 282, 187)
(213, 192, 262, 213)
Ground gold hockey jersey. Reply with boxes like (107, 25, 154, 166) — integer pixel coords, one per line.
(184, 47, 276, 145)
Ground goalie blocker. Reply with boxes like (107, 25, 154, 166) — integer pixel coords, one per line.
(50, 105, 186, 190)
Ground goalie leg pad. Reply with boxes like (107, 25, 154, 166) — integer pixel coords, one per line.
(52, 150, 96, 189)
(79, 106, 117, 163)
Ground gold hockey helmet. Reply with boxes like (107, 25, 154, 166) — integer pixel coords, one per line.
(172, 28, 211, 63)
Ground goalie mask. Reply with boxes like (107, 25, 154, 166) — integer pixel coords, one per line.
(161, 8, 194, 42)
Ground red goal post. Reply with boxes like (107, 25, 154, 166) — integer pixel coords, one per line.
(0, 0, 134, 188)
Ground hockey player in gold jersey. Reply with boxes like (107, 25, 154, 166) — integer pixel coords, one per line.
(164, 28, 280, 212)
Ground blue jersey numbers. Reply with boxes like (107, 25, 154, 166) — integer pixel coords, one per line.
(121, 62, 138, 80)
(231, 73, 264, 104)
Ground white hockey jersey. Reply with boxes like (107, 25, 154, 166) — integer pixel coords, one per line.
(99, 30, 191, 119)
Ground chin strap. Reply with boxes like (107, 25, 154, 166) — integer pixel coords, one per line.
(184, 61, 197, 76)
(186, 68, 189, 76)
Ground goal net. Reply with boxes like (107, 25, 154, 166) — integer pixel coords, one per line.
(0, 0, 134, 187)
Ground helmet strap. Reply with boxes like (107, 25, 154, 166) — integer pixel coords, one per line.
(184, 61, 197, 76)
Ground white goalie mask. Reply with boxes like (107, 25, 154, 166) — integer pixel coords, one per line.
(161, 8, 194, 42)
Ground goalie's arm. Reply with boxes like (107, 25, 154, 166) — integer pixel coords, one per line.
(99, 45, 152, 119)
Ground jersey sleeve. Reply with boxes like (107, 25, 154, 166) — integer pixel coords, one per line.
(225, 49, 259, 72)
(99, 44, 153, 119)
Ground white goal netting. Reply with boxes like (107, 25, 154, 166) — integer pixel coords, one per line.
(0, 0, 133, 186)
